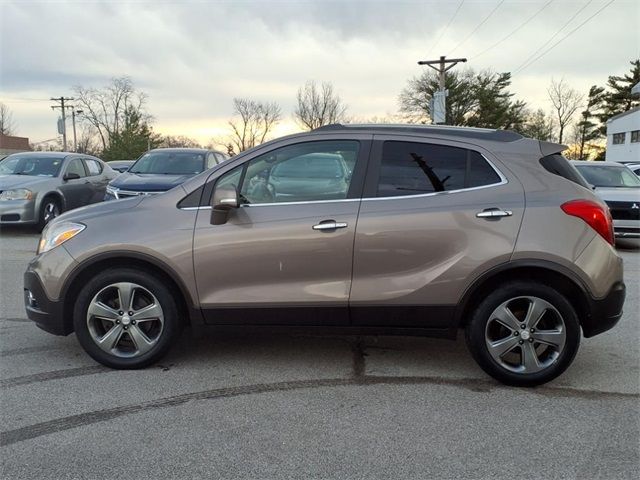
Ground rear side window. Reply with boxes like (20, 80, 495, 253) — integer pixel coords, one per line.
(84, 158, 102, 176)
(540, 154, 590, 189)
(377, 141, 501, 197)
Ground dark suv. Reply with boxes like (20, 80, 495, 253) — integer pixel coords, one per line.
(24, 125, 625, 386)
(105, 148, 227, 200)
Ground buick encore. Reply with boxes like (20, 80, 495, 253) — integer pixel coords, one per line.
(24, 125, 625, 386)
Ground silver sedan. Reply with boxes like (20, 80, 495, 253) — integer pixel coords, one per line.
(0, 152, 117, 230)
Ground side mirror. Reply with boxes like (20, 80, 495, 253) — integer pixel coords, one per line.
(63, 172, 81, 181)
(210, 185, 239, 225)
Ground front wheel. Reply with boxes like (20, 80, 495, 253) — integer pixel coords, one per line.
(38, 197, 61, 231)
(465, 282, 581, 387)
(73, 268, 182, 369)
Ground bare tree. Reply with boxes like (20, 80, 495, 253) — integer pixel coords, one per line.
(294, 81, 347, 130)
(228, 98, 281, 152)
(75, 124, 100, 155)
(73, 77, 148, 151)
(0, 102, 16, 135)
(160, 135, 202, 148)
(547, 78, 583, 144)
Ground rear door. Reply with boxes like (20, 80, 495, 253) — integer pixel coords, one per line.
(191, 135, 371, 325)
(58, 157, 93, 210)
(83, 157, 110, 203)
(350, 135, 525, 329)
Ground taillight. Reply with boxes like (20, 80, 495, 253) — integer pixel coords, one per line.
(561, 199, 614, 245)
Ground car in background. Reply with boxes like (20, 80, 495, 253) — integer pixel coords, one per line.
(0, 152, 117, 230)
(105, 148, 227, 200)
(624, 163, 640, 176)
(107, 160, 135, 173)
(574, 161, 640, 242)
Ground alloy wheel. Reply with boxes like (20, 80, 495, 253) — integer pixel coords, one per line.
(43, 202, 60, 224)
(86, 282, 164, 358)
(484, 296, 566, 374)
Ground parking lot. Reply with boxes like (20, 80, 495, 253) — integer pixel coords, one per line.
(1, 227, 638, 479)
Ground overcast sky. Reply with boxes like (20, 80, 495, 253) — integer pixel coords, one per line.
(1, 0, 638, 146)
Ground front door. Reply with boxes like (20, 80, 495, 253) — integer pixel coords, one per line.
(350, 136, 525, 329)
(192, 136, 371, 325)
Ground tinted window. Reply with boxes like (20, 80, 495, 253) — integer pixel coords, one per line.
(212, 141, 359, 205)
(130, 151, 205, 175)
(84, 158, 102, 175)
(66, 158, 86, 178)
(206, 153, 217, 169)
(540, 155, 590, 188)
(0, 155, 64, 177)
(377, 141, 501, 197)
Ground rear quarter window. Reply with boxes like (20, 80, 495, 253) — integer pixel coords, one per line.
(540, 154, 590, 188)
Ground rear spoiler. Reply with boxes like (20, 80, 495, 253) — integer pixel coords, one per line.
(539, 141, 568, 157)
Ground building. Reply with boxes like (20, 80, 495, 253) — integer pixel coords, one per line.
(605, 82, 640, 163)
(0, 133, 30, 157)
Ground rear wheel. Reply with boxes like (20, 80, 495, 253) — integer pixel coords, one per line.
(465, 282, 580, 387)
(73, 268, 182, 369)
(38, 197, 61, 231)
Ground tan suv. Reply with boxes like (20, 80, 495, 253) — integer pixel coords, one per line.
(24, 125, 625, 386)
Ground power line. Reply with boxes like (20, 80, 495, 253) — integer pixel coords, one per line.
(450, 0, 505, 55)
(429, 0, 465, 55)
(512, 0, 593, 73)
(514, 0, 616, 74)
(470, 0, 555, 60)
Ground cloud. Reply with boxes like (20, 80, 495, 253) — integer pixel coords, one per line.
(1, 0, 638, 144)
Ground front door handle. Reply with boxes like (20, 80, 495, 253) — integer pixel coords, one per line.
(476, 209, 513, 218)
(312, 221, 348, 231)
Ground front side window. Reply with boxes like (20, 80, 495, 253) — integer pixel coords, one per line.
(612, 133, 626, 145)
(377, 141, 501, 197)
(631, 130, 639, 143)
(215, 141, 359, 205)
(66, 158, 86, 178)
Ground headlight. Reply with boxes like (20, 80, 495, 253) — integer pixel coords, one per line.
(106, 185, 119, 197)
(38, 222, 86, 254)
(0, 189, 33, 201)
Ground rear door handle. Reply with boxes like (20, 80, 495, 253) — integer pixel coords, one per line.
(312, 221, 348, 231)
(476, 209, 513, 218)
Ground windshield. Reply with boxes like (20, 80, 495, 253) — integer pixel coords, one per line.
(0, 155, 64, 177)
(575, 165, 640, 188)
(129, 151, 205, 175)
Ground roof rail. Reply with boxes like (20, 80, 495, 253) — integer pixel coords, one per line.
(313, 123, 524, 142)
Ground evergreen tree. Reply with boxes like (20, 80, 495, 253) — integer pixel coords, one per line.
(101, 107, 160, 161)
(597, 59, 640, 133)
(399, 69, 527, 130)
(573, 86, 605, 159)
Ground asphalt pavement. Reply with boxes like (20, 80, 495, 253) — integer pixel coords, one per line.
(1, 226, 638, 479)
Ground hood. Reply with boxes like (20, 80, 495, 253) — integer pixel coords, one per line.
(110, 172, 194, 192)
(593, 187, 640, 202)
(0, 174, 54, 190)
(53, 196, 145, 224)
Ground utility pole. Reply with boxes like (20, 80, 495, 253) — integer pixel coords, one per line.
(71, 109, 83, 152)
(50, 97, 74, 151)
(417, 56, 467, 124)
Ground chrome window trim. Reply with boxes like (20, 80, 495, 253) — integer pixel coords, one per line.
(180, 198, 359, 210)
(367, 152, 508, 202)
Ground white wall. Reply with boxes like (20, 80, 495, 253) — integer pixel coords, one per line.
(606, 109, 640, 162)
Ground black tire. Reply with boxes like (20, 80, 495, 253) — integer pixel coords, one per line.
(73, 268, 182, 369)
(38, 196, 61, 231)
(465, 282, 580, 387)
